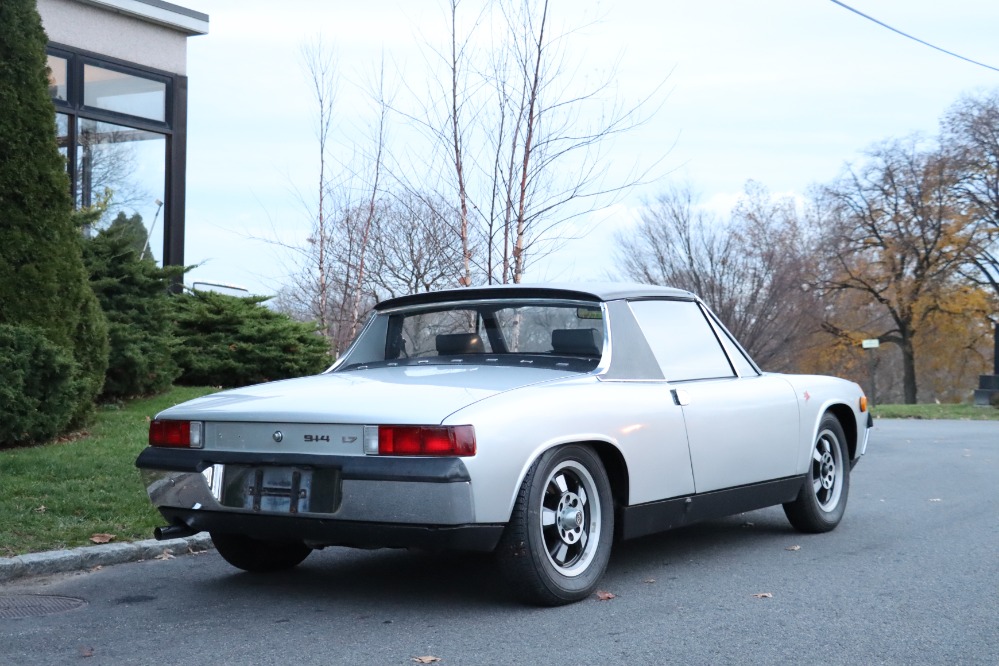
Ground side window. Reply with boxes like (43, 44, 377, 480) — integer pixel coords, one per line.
(629, 300, 734, 381)
(705, 310, 759, 377)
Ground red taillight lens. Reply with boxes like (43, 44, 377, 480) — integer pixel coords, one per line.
(377, 425, 476, 456)
(149, 420, 203, 448)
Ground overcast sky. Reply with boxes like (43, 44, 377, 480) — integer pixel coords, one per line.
(179, 0, 999, 295)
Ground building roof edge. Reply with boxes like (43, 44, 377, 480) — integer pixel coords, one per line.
(72, 0, 209, 36)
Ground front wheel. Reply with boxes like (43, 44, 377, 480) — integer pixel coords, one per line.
(783, 414, 850, 533)
(496, 444, 614, 606)
(210, 532, 312, 572)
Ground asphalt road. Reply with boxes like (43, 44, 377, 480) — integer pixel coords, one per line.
(2, 419, 997, 665)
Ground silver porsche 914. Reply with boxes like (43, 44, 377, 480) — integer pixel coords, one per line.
(137, 283, 872, 605)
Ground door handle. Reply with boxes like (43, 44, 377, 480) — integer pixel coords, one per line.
(671, 389, 690, 406)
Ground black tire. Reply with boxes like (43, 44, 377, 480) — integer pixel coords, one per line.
(210, 532, 312, 572)
(783, 414, 850, 533)
(496, 444, 614, 606)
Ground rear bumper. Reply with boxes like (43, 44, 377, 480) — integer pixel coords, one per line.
(136, 448, 501, 551)
(157, 507, 503, 551)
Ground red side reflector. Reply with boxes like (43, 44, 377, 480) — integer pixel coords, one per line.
(149, 420, 193, 448)
(378, 425, 476, 456)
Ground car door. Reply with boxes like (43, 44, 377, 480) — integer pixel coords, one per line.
(629, 299, 799, 493)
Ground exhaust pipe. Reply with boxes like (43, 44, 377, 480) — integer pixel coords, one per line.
(154, 524, 197, 540)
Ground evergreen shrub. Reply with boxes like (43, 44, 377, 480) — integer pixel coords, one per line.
(0, 325, 77, 447)
(172, 291, 331, 388)
(83, 213, 184, 399)
(0, 0, 108, 428)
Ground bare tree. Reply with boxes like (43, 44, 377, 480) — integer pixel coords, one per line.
(403, 0, 664, 285)
(300, 36, 337, 340)
(273, 39, 386, 354)
(366, 193, 467, 298)
(616, 182, 815, 370)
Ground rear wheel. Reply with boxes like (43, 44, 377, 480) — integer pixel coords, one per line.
(496, 444, 614, 606)
(783, 414, 850, 533)
(210, 532, 312, 572)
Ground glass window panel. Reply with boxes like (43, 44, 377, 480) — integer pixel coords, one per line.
(83, 63, 166, 122)
(55, 113, 70, 159)
(629, 300, 735, 382)
(77, 119, 166, 263)
(55, 113, 72, 201)
(711, 317, 759, 376)
(47, 55, 68, 101)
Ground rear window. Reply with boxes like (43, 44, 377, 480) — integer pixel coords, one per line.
(336, 300, 606, 372)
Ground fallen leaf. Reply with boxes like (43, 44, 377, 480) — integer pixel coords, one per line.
(79, 646, 95, 658)
(751, 592, 773, 599)
(154, 550, 175, 561)
(785, 545, 801, 552)
(595, 590, 616, 601)
(89, 533, 115, 544)
(411, 657, 441, 664)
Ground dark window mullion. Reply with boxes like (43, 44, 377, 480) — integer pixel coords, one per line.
(68, 51, 83, 109)
(74, 108, 172, 136)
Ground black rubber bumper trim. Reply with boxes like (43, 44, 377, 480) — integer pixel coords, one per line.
(135, 447, 471, 483)
(160, 508, 503, 552)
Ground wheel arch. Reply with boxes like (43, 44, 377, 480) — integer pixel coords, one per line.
(510, 438, 629, 524)
(586, 439, 630, 511)
(824, 403, 858, 460)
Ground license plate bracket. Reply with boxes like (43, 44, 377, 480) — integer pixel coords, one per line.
(220, 466, 339, 514)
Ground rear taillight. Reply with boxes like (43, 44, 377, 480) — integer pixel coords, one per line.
(370, 425, 476, 456)
(149, 420, 203, 448)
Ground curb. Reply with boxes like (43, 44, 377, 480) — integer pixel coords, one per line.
(0, 533, 213, 584)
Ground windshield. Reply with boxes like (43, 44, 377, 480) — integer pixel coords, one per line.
(335, 299, 605, 372)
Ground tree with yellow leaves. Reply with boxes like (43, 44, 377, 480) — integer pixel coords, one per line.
(813, 138, 994, 404)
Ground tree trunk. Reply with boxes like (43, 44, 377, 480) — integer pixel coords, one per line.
(900, 334, 918, 404)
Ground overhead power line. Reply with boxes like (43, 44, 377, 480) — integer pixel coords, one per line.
(828, 0, 999, 74)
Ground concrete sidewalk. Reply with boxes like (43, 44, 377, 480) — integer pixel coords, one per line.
(0, 533, 212, 583)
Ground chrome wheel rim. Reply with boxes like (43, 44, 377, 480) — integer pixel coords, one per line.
(811, 428, 844, 512)
(539, 460, 601, 577)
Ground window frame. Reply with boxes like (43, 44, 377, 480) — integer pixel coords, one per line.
(46, 42, 187, 269)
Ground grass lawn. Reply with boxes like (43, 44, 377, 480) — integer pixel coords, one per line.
(872, 403, 999, 421)
(0, 386, 216, 558)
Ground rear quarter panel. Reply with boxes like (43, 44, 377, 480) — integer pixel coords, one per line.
(445, 375, 696, 523)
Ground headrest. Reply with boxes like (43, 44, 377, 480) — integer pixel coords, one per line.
(436, 333, 485, 355)
(551, 328, 601, 357)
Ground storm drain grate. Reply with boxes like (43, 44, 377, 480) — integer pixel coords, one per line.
(0, 595, 87, 619)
